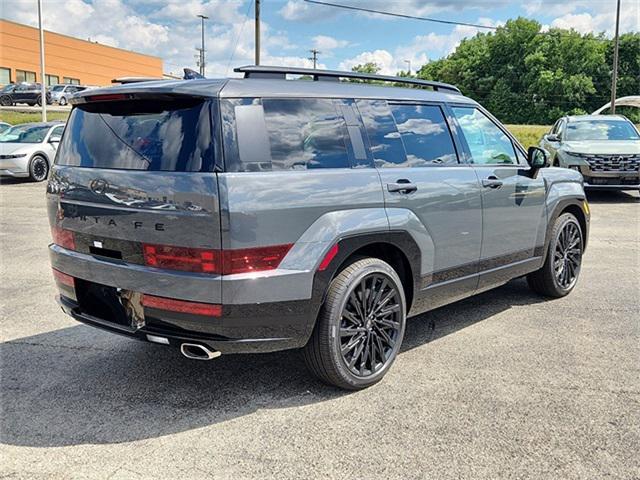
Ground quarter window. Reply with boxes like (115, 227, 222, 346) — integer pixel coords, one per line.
(389, 104, 458, 166)
(451, 107, 517, 165)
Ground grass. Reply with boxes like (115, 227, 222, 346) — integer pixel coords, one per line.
(506, 124, 550, 148)
(0, 111, 70, 125)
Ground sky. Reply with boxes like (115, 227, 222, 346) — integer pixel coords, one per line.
(2, 0, 639, 78)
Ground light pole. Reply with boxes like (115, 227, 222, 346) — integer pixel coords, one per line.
(404, 60, 411, 76)
(255, 0, 261, 65)
(37, 0, 46, 122)
(197, 14, 208, 76)
(610, 0, 621, 114)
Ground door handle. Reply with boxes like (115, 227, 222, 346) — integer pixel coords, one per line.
(482, 176, 503, 189)
(387, 180, 417, 194)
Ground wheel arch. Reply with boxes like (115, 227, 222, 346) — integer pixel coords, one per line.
(544, 198, 589, 256)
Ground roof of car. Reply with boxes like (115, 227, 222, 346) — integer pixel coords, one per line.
(567, 114, 629, 122)
(73, 72, 475, 105)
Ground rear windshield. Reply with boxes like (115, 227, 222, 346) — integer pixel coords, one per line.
(56, 98, 215, 172)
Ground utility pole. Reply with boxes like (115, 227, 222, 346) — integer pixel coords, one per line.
(197, 14, 208, 76)
(255, 0, 261, 65)
(37, 0, 46, 122)
(404, 59, 411, 75)
(309, 49, 320, 69)
(610, 0, 621, 114)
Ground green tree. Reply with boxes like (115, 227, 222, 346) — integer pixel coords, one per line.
(415, 17, 639, 124)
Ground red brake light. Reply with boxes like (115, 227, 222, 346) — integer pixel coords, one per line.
(318, 244, 339, 271)
(52, 268, 75, 287)
(142, 294, 222, 317)
(142, 243, 292, 275)
(143, 244, 220, 273)
(51, 227, 75, 250)
(222, 244, 293, 275)
(86, 93, 128, 102)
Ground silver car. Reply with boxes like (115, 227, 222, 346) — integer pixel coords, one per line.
(0, 122, 64, 181)
(49, 85, 87, 106)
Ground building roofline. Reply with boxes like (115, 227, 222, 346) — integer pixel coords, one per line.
(0, 18, 162, 61)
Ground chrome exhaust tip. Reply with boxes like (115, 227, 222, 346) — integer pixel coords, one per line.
(180, 343, 221, 361)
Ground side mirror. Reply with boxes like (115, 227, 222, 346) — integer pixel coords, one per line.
(545, 133, 560, 143)
(527, 146, 549, 170)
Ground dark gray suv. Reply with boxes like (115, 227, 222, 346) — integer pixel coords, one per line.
(47, 66, 589, 389)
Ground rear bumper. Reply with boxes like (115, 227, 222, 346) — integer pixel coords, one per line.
(56, 295, 306, 354)
(50, 244, 324, 353)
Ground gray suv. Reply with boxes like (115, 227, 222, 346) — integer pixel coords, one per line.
(47, 66, 589, 389)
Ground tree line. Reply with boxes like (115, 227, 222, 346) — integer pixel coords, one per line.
(354, 18, 639, 125)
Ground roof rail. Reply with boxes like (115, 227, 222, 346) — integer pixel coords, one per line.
(234, 65, 461, 94)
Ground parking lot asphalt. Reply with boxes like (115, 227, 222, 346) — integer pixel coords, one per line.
(1, 179, 638, 480)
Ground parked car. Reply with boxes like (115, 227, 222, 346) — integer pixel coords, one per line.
(49, 84, 88, 106)
(0, 122, 11, 134)
(46, 66, 589, 389)
(0, 82, 52, 106)
(540, 115, 640, 190)
(0, 122, 64, 181)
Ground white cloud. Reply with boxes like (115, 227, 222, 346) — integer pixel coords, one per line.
(312, 35, 349, 53)
(338, 17, 503, 75)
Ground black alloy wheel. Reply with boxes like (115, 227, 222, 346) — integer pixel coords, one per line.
(553, 220, 582, 290)
(303, 257, 407, 390)
(339, 273, 403, 377)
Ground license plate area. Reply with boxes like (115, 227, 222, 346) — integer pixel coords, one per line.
(75, 279, 143, 328)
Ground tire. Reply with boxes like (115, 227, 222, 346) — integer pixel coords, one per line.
(59, 97, 67, 106)
(527, 212, 583, 298)
(28, 155, 49, 182)
(303, 257, 407, 390)
(36, 96, 42, 106)
(0, 96, 11, 106)
(27, 102, 35, 107)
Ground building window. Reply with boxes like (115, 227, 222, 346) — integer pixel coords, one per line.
(45, 74, 59, 86)
(0, 67, 10, 85)
(16, 70, 36, 83)
(63, 77, 80, 85)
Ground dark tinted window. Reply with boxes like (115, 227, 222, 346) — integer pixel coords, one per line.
(356, 99, 406, 168)
(389, 104, 458, 166)
(262, 98, 350, 170)
(56, 99, 214, 171)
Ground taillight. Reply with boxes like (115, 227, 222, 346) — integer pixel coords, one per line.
(222, 244, 293, 275)
(52, 268, 75, 287)
(51, 226, 75, 250)
(141, 243, 292, 275)
(142, 294, 222, 317)
(143, 244, 220, 273)
(85, 93, 128, 102)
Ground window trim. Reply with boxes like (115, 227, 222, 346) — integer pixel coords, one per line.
(447, 103, 528, 167)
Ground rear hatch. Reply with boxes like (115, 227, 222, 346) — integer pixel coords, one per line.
(47, 92, 223, 309)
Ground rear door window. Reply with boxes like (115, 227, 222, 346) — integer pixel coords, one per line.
(56, 98, 215, 172)
(356, 99, 406, 168)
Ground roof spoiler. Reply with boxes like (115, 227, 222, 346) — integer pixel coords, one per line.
(234, 65, 461, 94)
